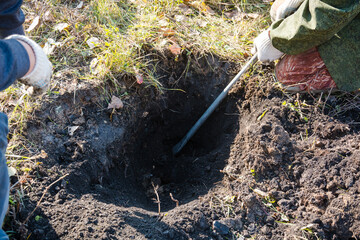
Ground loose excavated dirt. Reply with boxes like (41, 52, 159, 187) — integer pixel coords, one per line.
(7, 52, 360, 240)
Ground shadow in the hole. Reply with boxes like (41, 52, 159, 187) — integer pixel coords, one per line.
(104, 92, 240, 212)
(93, 52, 242, 212)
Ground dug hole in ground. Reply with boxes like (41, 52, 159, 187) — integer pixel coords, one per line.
(10, 51, 360, 240)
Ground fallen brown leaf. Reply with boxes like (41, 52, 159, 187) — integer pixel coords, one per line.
(225, 10, 260, 21)
(68, 126, 79, 136)
(185, 0, 215, 15)
(108, 96, 124, 110)
(177, 3, 194, 15)
(159, 28, 176, 37)
(136, 74, 144, 84)
(26, 16, 40, 32)
(54, 23, 69, 32)
(43, 11, 55, 22)
(169, 43, 182, 55)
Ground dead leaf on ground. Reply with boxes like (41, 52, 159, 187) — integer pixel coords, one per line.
(185, 1, 215, 15)
(68, 126, 79, 136)
(43, 11, 55, 22)
(247, 13, 260, 19)
(76, 1, 84, 9)
(159, 28, 176, 37)
(197, 19, 208, 28)
(43, 38, 63, 55)
(26, 86, 34, 96)
(224, 10, 238, 19)
(136, 74, 144, 84)
(177, 3, 194, 15)
(108, 96, 124, 110)
(158, 19, 169, 27)
(175, 15, 186, 22)
(129, 0, 147, 6)
(90, 58, 99, 73)
(54, 23, 69, 32)
(169, 43, 182, 55)
(86, 37, 100, 49)
(225, 10, 260, 21)
(26, 16, 40, 32)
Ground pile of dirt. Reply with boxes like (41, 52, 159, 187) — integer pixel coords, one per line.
(7, 52, 360, 239)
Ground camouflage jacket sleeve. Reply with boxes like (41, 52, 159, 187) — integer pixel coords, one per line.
(269, 0, 360, 55)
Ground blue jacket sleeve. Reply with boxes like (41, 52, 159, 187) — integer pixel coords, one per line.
(0, 39, 29, 90)
(0, 112, 9, 232)
(0, 0, 25, 38)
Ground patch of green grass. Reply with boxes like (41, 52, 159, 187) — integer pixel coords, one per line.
(21, 0, 271, 91)
(282, 100, 309, 122)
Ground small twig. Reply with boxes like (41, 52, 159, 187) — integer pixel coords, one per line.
(322, 87, 333, 114)
(151, 182, 161, 216)
(314, 92, 323, 114)
(73, 82, 77, 105)
(169, 193, 179, 207)
(23, 173, 69, 224)
(16, 171, 25, 201)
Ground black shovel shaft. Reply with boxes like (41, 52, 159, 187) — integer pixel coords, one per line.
(172, 53, 258, 155)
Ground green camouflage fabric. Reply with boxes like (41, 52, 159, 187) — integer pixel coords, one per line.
(270, 0, 360, 91)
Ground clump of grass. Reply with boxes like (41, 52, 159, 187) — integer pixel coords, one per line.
(84, 0, 271, 89)
(18, 0, 272, 94)
(209, 193, 238, 218)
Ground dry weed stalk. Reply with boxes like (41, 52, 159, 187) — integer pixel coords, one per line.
(169, 193, 179, 207)
(151, 182, 161, 216)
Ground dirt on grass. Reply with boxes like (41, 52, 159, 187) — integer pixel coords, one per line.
(6, 51, 360, 240)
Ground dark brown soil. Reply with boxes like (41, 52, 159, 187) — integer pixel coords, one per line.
(6, 52, 360, 240)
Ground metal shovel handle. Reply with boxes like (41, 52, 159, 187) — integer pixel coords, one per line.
(172, 53, 258, 155)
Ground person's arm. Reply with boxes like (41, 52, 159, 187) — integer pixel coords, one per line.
(0, 0, 25, 38)
(0, 35, 52, 91)
(0, 39, 30, 90)
(17, 40, 35, 76)
(270, 0, 360, 55)
(6, 35, 53, 90)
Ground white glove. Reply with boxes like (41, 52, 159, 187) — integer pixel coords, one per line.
(270, 0, 304, 22)
(251, 29, 284, 63)
(6, 35, 52, 90)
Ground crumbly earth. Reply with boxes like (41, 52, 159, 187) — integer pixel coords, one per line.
(7, 52, 360, 240)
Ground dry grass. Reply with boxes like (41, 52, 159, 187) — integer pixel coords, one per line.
(21, 0, 271, 88)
